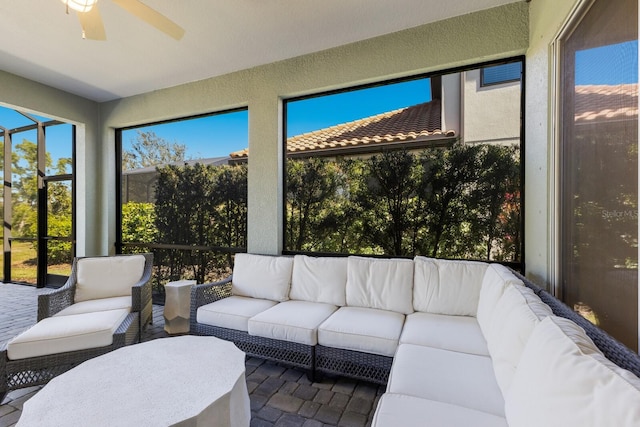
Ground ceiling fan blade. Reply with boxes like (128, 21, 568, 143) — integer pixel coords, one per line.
(111, 0, 185, 40)
(77, 4, 107, 40)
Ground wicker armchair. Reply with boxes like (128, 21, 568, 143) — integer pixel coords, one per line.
(0, 253, 153, 402)
(38, 253, 154, 332)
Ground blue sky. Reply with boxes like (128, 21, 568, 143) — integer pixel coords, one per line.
(575, 40, 638, 85)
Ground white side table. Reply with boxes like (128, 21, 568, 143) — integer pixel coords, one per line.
(164, 279, 197, 334)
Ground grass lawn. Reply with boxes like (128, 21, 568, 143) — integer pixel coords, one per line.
(5, 241, 71, 285)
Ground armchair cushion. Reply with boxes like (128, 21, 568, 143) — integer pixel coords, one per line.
(318, 306, 404, 357)
(346, 256, 414, 314)
(7, 309, 129, 360)
(505, 316, 640, 427)
(55, 296, 132, 316)
(75, 255, 146, 303)
(248, 300, 337, 345)
(231, 253, 293, 302)
(290, 255, 347, 306)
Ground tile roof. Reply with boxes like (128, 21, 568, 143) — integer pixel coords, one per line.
(230, 100, 455, 159)
(575, 84, 638, 123)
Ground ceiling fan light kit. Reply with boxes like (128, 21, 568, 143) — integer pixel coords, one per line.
(61, 0, 185, 41)
(61, 0, 97, 13)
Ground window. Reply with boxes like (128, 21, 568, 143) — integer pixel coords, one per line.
(481, 62, 522, 86)
(281, 60, 523, 266)
(558, 0, 638, 350)
(0, 108, 75, 287)
(117, 109, 249, 287)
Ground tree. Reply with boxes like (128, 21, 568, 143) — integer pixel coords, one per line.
(122, 130, 187, 170)
(357, 150, 420, 256)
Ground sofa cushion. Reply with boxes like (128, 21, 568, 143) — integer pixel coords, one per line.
(505, 316, 640, 427)
(196, 296, 277, 332)
(413, 256, 488, 316)
(400, 312, 489, 356)
(75, 255, 146, 303)
(54, 296, 132, 316)
(231, 253, 293, 302)
(477, 264, 522, 332)
(372, 393, 508, 427)
(290, 255, 347, 306)
(388, 344, 504, 417)
(7, 309, 130, 360)
(248, 300, 337, 345)
(346, 256, 414, 314)
(485, 284, 552, 394)
(318, 307, 404, 357)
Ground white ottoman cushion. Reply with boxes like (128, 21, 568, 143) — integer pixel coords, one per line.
(373, 393, 508, 427)
(248, 300, 337, 345)
(7, 309, 130, 360)
(388, 344, 505, 417)
(318, 307, 404, 357)
(290, 255, 347, 306)
(505, 316, 640, 427)
(400, 312, 489, 356)
(346, 256, 414, 314)
(196, 296, 277, 332)
(231, 254, 293, 302)
(55, 296, 132, 316)
(75, 255, 145, 302)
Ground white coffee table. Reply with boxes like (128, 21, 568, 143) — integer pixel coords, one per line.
(17, 336, 250, 427)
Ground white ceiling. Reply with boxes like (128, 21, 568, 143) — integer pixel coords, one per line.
(0, 0, 520, 102)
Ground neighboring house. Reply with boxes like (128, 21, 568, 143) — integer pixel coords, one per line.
(122, 156, 231, 203)
(230, 65, 523, 163)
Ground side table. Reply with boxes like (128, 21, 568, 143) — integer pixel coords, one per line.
(164, 279, 197, 334)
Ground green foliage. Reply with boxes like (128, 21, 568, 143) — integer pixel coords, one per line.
(285, 144, 522, 261)
(151, 163, 248, 283)
(122, 202, 157, 245)
(122, 130, 187, 170)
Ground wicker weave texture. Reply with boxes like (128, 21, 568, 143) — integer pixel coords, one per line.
(0, 312, 139, 401)
(315, 345, 392, 385)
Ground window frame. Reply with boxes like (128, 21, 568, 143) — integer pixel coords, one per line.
(281, 57, 526, 271)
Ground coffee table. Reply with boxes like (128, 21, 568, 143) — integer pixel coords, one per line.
(17, 336, 250, 427)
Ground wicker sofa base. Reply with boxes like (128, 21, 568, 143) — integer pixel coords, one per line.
(191, 323, 315, 378)
(0, 312, 140, 403)
(315, 345, 392, 385)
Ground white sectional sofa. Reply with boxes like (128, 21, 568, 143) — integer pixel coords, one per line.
(190, 253, 640, 425)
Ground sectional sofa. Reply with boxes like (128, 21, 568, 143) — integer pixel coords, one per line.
(190, 253, 640, 426)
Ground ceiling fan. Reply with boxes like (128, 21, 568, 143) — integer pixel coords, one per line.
(61, 0, 185, 41)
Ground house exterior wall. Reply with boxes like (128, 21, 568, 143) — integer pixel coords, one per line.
(462, 69, 522, 146)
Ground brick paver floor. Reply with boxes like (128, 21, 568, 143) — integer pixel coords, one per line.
(0, 283, 383, 427)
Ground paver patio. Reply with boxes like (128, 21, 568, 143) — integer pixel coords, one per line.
(0, 283, 383, 427)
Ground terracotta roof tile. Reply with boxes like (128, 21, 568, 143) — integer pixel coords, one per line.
(575, 83, 638, 123)
(230, 100, 455, 158)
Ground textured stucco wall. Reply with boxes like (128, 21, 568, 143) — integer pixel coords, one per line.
(462, 69, 521, 145)
(525, 0, 578, 289)
(0, 70, 101, 256)
(101, 2, 529, 256)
